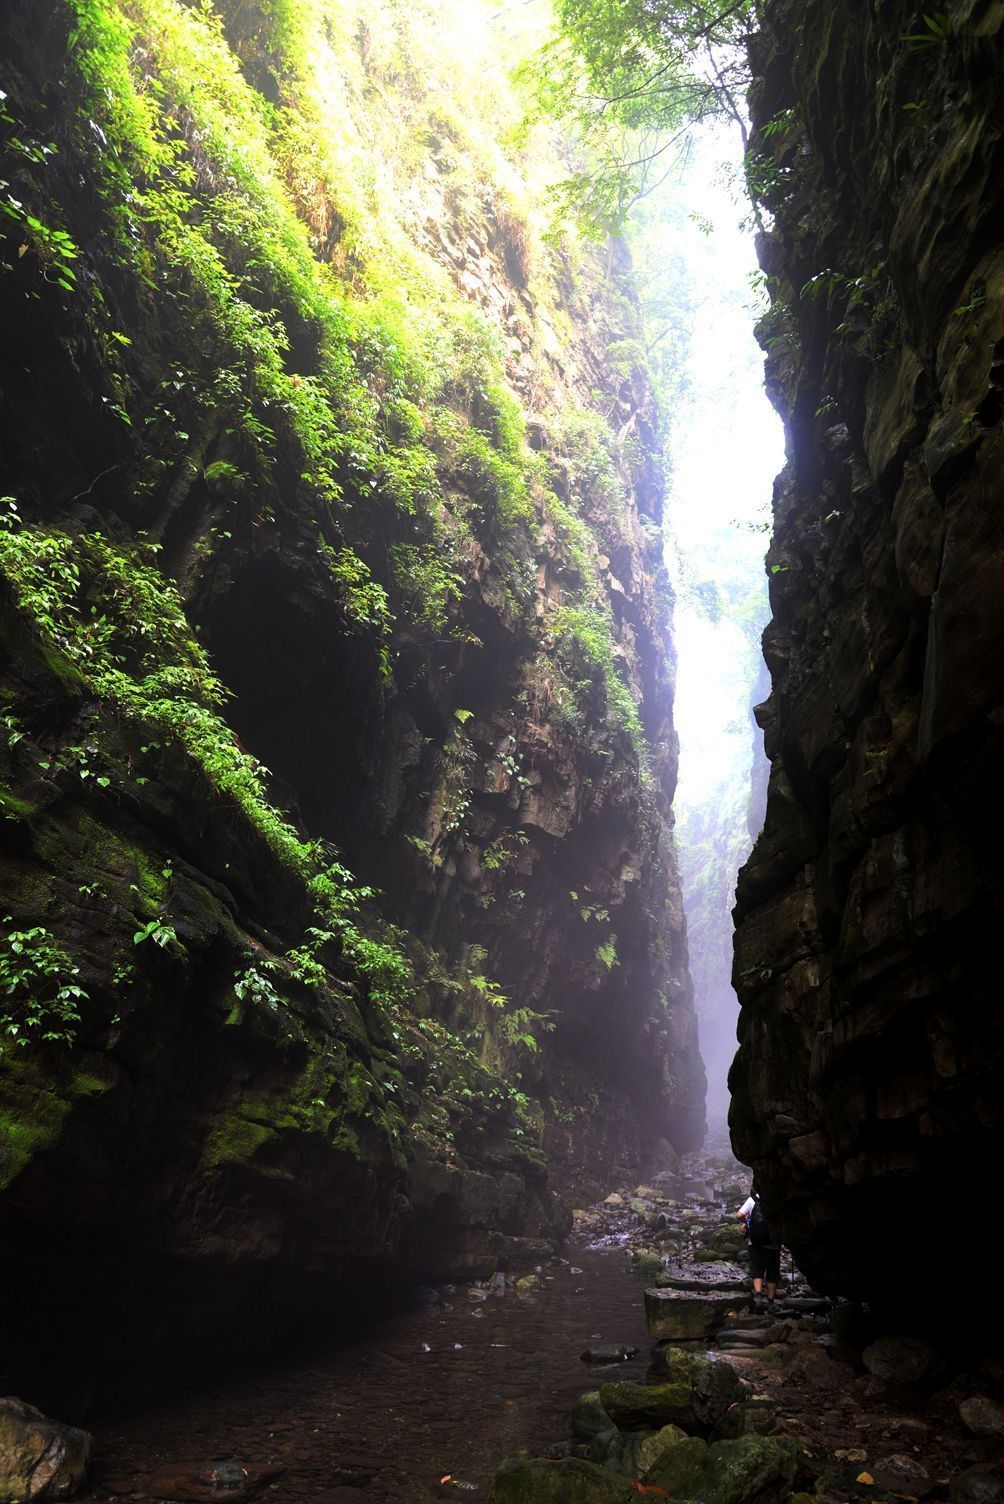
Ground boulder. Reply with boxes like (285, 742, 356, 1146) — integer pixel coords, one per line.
(570, 1393, 614, 1441)
(959, 1395, 1004, 1437)
(697, 1435, 797, 1504)
(787, 1346, 854, 1391)
(650, 1346, 745, 1427)
(487, 1456, 635, 1503)
(579, 1346, 637, 1365)
(642, 1434, 708, 1494)
(597, 1381, 692, 1432)
(949, 1465, 1004, 1504)
(598, 1433, 647, 1477)
(861, 1336, 940, 1385)
(699, 1226, 747, 1260)
(595, 1423, 697, 1483)
(589, 1432, 618, 1464)
(644, 1287, 743, 1340)
(0, 1398, 90, 1503)
(635, 1425, 691, 1474)
(709, 1404, 776, 1442)
(871, 1454, 933, 1496)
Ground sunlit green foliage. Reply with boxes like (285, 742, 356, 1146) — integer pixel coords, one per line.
(522, 0, 754, 233)
(0, 0, 662, 1102)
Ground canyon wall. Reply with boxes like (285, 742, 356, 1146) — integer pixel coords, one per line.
(0, 0, 703, 1399)
(731, 0, 1004, 1322)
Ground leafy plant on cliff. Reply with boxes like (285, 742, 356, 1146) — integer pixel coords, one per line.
(902, 12, 952, 50)
(552, 603, 644, 755)
(0, 920, 87, 1048)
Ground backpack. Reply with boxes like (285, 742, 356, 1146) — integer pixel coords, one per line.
(749, 1198, 773, 1246)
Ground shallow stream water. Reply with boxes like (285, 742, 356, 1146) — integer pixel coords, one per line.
(82, 1241, 657, 1503)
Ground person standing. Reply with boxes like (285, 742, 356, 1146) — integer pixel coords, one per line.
(736, 1186, 780, 1311)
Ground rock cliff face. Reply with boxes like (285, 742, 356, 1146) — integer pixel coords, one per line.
(0, 0, 703, 1398)
(731, 0, 1004, 1321)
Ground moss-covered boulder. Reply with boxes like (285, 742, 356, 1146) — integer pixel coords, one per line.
(571, 1392, 614, 1441)
(641, 1434, 709, 1494)
(598, 1381, 694, 1432)
(486, 1456, 635, 1504)
(601, 1425, 703, 1485)
(698, 1436, 797, 1504)
(699, 1225, 747, 1261)
(649, 1346, 746, 1429)
(599, 1351, 743, 1436)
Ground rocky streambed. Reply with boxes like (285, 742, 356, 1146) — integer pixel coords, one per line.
(4, 1155, 1002, 1504)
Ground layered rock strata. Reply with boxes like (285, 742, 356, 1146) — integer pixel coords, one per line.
(731, 0, 1004, 1321)
(0, 0, 703, 1397)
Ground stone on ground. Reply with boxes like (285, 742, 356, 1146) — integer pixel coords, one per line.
(634, 1424, 690, 1473)
(787, 1345, 855, 1390)
(0, 1398, 91, 1502)
(700, 1225, 747, 1260)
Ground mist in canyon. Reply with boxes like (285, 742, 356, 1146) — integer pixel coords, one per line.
(629, 128, 783, 1134)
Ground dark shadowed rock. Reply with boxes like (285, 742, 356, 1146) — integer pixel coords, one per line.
(959, 1396, 1004, 1438)
(862, 1336, 939, 1386)
(949, 1466, 1004, 1504)
(730, 0, 1004, 1328)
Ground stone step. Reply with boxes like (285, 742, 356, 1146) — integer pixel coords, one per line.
(644, 1287, 746, 1340)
